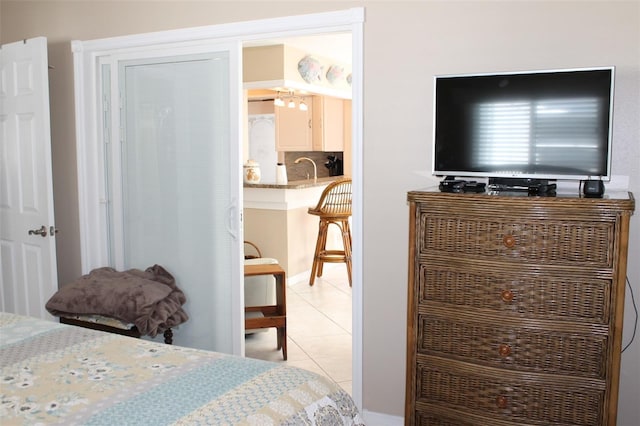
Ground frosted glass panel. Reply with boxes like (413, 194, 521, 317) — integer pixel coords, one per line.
(119, 53, 232, 352)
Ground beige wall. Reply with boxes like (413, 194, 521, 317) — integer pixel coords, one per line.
(244, 209, 289, 270)
(243, 207, 320, 278)
(2, 1, 639, 422)
(244, 44, 351, 94)
(244, 206, 344, 278)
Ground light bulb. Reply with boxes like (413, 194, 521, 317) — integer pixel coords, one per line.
(299, 100, 308, 111)
(288, 99, 296, 109)
(274, 97, 285, 107)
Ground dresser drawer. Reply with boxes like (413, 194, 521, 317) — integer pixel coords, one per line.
(417, 312, 609, 378)
(406, 192, 635, 426)
(415, 404, 521, 426)
(418, 213, 615, 268)
(416, 357, 606, 426)
(415, 412, 477, 426)
(417, 263, 611, 323)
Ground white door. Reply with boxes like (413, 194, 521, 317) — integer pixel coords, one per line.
(107, 51, 241, 353)
(0, 37, 58, 319)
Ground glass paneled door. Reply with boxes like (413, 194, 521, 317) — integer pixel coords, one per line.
(106, 51, 242, 353)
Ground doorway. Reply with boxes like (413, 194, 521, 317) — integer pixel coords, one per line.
(242, 33, 354, 394)
(73, 7, 364, 409)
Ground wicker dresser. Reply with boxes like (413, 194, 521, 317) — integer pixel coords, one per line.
(405, 189, 635, 426)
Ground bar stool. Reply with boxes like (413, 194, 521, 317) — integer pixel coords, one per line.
(307, 178, 352, 286)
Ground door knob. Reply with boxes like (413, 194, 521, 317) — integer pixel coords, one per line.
(28, 225, 48, 237)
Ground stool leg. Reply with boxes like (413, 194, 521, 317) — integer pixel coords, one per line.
(309, 218, 328, 286)
(342, 219, 353, 287)
(317, 220, 333, 279)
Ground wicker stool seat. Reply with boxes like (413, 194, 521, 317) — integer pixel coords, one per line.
(307, 178, 352, 286)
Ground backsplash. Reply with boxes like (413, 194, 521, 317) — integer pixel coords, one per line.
(284, 152, 343, 181)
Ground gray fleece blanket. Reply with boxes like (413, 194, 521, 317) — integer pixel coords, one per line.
(45, 265, 188, 337)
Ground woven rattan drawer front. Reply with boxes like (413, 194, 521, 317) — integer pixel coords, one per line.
(418, 263, 611, 323)
(418, 213, 615, 268)
(415, 404, 521, 426)
(416, 414, 474, 426)
(417, 311, 608, 378)
(416, 358, 605, 426)
(415, 413, 476, 426)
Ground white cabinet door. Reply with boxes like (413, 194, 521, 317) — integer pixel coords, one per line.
(313, 96, 344, 152)
(0, 37, 58, 319)
(275, 95, 312, 151)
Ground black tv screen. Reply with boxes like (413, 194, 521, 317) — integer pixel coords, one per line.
(432, 67, 614, 181)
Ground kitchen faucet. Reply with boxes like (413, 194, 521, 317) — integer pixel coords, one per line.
(294, 157, 317, 182)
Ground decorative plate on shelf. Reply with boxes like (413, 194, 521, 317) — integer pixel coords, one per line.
(326, 65, 345, 84)
(298, 55, 323, 84)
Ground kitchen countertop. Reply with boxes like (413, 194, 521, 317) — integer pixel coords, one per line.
(243, 176, 343, 189)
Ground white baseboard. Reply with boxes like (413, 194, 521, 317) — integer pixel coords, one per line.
(287, 263, 342, 286)
(362, 409, 404, 426)
(287, 270, 310, 285)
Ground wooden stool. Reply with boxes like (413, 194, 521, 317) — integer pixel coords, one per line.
(244, 263, 287, 360)
(308, 178, 352, 287)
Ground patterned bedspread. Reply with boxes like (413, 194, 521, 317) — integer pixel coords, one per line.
(0, 312, 364, 425)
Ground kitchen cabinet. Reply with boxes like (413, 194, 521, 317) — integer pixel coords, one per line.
(312, 96, 344, 151)
(275, 95, 312, 151)
(275, 95, 345, 152)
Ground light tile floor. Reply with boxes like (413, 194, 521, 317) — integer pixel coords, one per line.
(244, 264, 353, 395)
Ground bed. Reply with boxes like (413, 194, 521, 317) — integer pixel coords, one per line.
(0, 312, 364, 425)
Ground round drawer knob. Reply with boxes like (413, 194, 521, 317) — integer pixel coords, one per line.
(501, 289, 514, 302)
(498, 344, 512, 357)
(503, 234, 516, 248)
(496, 395, 508, 409)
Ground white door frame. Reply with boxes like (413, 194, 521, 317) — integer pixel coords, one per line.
(73, 7, 364, 409)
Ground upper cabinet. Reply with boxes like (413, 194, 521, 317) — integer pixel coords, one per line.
(244, 45, 351, 152)
(312, 96, 344, 152)
(275, 95, 312, 151)
(275, 95, 345, 152)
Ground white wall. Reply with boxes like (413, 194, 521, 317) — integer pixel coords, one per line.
(2, 1, 638, 423)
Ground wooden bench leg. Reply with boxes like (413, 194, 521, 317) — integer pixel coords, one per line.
(277, 326, 287, 360)
(163, 328, 173, 345)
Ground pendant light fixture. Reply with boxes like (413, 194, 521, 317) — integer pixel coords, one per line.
(273, 89, 308, 111)
(273, 91, 285, 107)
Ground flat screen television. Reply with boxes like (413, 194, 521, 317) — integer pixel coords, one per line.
(432, 67, 615, 185)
